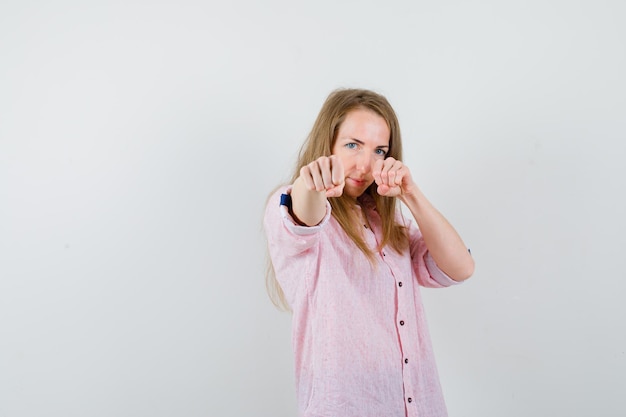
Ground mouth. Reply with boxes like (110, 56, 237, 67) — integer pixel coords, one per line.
(347, 178, 368, 187)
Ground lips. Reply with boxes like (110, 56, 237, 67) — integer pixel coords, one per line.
(347, 178, 368, 187)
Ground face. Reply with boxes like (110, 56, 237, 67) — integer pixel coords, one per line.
(332, 108, 391, 200)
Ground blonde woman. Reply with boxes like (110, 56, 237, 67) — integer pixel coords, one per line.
(264, 88, 474, 417)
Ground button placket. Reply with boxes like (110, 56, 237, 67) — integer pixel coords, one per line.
(395, 270, 420, 415)
(395, 264, 413, 412)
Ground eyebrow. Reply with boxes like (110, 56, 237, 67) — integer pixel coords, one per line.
(347, 138, 389, 149)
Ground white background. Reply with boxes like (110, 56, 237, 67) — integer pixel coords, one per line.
(1, 1, 625, 416)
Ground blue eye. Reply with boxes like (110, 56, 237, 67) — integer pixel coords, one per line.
(345, 143, 358, 150)
(375, 149, 387, 156)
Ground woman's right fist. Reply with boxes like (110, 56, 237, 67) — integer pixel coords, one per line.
(299, 155, 345, 198)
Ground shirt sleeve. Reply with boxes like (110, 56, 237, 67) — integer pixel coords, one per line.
(407, 217, 462, 289)
(263, 186, 333, 304)
(263, 186, 332, 258)
(424, 251, 462, 287)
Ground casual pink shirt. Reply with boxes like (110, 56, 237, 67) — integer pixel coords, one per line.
(264, 187, 460, 417)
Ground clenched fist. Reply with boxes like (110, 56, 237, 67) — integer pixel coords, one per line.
(373, 157, 415, 198)
(299, 155, 345, 198)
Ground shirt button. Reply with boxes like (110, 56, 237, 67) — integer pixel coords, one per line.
(404, 358, 409, 364)
(399, 320, 405, 326)
(398, 282, 403, 287)
(408, 397, 413, 403)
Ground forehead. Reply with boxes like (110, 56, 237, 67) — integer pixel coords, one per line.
(337, 108, 390, 145)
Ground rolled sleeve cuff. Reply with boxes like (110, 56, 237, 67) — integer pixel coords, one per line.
(425, 252, 463, 287)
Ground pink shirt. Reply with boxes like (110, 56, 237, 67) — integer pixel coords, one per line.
(264, 187, 460, 417)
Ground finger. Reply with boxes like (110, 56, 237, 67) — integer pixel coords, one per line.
(393, 165, 405, 186)
(317, 157, 334, 190)
(300, 166, 316, 190)
(379, 157, 396, 185)
(397, 162, 413, 188)
(387, 166, 397, 185)
(390, 160, 404, 185)
(308, 161, 326, 191)
(372, 159, 384, 184)
(330, 155, 345, 186)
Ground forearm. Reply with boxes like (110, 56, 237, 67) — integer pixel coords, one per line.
(400, 187, 474, 281)
(290, 177, 328, 226)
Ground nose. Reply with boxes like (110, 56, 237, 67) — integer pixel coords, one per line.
(356, 152, 373, 173)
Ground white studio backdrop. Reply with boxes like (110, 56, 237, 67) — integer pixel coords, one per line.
(1, 1, 624, 416)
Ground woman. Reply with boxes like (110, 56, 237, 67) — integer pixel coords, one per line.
(264, 88, 474, 417)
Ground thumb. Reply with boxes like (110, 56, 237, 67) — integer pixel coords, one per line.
(325, 182, 345, 198)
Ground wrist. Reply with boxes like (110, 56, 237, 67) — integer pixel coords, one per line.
(399, 184, 422, 205)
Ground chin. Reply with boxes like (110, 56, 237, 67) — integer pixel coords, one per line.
(344, 187, 367, 200)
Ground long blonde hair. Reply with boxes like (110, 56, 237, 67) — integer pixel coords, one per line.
(266, 88, 409, 310)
